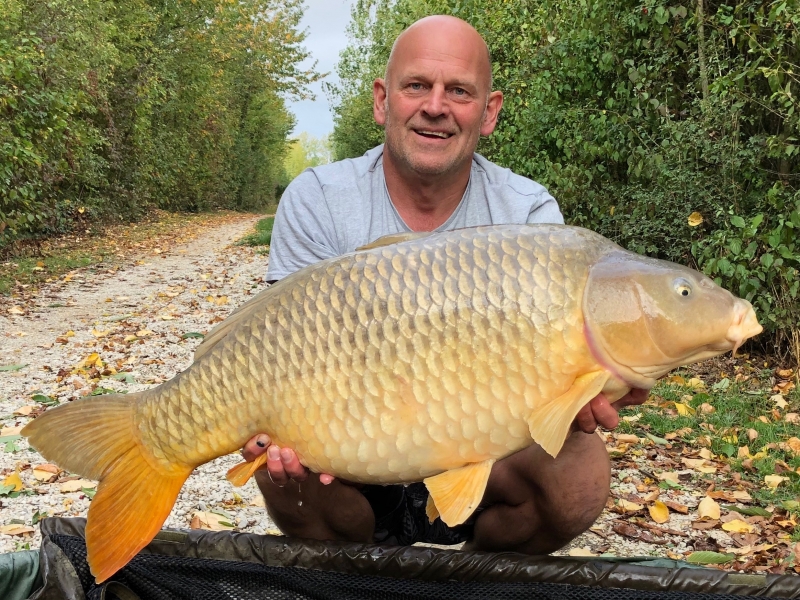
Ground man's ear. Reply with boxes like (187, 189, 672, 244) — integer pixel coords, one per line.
(480, 91, 504, 136)
(373, 78, 388, 126)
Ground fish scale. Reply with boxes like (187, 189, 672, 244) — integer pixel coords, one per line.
(135, 226, 599, 480)
(23, 223, 762, 582)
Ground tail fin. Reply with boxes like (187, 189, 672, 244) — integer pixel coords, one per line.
(22, 394, 192, 583)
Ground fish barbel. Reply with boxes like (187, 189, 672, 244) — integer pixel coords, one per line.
(22, 224, 762, 581)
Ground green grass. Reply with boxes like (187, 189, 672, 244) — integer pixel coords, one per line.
(616, 368, 800, 510)
(237, 217, 274, 249)
(0, 254, 94, 295)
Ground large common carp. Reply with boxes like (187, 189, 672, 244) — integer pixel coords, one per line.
(23, 224, 762, 582)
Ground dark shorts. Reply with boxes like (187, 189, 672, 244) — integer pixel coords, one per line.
(360, 483, 478, 546)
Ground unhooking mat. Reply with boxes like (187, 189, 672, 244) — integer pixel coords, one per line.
(9, 517, 800, 599)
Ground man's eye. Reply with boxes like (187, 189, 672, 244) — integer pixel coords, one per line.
(409, 83, 423, 90)
(452, 88, 466, 95)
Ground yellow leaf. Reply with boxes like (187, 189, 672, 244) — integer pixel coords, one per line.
(675, 402, 695, 416)
(12, 406, 33, 416)
(189, 511, 234, 531)
(649, 501, 670, 524)
(722, 519, 754, 534)
(32, 464, 60, 482)
(137, 330, 153, 337)
(215, 295, 229, 305)
(568, 547, 597, 557)
(787, 437, 800, 455)
(697, 496, 721, 520)
(0, 524, 35, 536)
(682, 457, 707, 469)
(687, 212, 704, 227)
(698, 465, 717, 474)
(764, 475, 789, 489)
(615, 433, 640, 444)
(77, 207, 85, 214)
(732, 490, 752, 502)
(656, 471, 680, 484)
(687, 377, 706, 389)
(59, 479, 97, 493)
(618, 499, 644, 512)
(0, 426, 23, 436)
(699, 448, 713, 460)
(8, 306, 24, 315)
(2, 472, 23, 492)
(772, 394, 788, 409)
(91, 329, 110, 338)
(124, 335, 138, 342)
(738, 446, 751, 458)
(205, 295, 214, 302)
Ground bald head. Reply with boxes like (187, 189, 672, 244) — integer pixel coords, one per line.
(385, 16, 492, 95)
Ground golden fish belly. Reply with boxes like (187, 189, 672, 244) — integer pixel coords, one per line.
(135, 225, 609, 482)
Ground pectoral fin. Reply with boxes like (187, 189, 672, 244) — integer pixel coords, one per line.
(226, 453, 268, 487)
(423, 459, 495, 527)
(528, 371, 610, 458)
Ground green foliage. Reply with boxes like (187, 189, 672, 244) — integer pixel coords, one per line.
(284, 133, 333, 180)
(329, 0, 800, 361)
(0, 0, 318, 248)
(238, 216, 275, 248)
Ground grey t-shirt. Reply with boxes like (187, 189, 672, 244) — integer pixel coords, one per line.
(266, 144, 563, 281)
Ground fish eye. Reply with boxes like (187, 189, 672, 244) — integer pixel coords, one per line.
(674, 278, 692, 297)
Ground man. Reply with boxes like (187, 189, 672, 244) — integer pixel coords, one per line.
(241, 15, 646, 552)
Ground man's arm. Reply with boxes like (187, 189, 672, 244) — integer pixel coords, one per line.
(266, 170, 340, 282)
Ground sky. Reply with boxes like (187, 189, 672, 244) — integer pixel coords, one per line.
(288, 0, 356, 138)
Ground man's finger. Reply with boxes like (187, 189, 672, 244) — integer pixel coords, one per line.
(266, 445, 289, 486)
(242, 433, 272, 462)
(573, 402, 599, 434)
(279, 447, 309, 482)
(590, 394, 620, 430)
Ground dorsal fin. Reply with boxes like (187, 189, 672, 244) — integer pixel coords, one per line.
(356, 231, 434, 251)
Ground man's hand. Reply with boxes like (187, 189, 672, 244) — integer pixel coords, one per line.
(572, 388, 649, 434)
(242, 434, 335, 486)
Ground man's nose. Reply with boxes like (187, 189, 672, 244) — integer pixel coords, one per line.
(421, 85, 447, 117)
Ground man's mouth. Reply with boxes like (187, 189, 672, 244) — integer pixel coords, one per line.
(414, 129, 453, 139)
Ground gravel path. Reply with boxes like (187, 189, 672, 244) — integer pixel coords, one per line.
(0, 215, 277, 553)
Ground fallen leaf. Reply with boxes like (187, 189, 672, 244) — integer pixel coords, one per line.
(687, 212, 704, 227)
(738, 446, 751, 458)
(682, 458, 707, 469)
(568, 547, 597, 557)
(618, 499, 644, 512)
(699, 448, 713, 460)
(772, 394, 788, 410)
(698, 496, 721, 520)
(649, 501, 670, 524)
(0, 426, 23, 436)
(722, 519, 755, 534)
(686, 551, 734, 565)
(675, 402, 695, 416)
(777, 368, 795, 379)
(190, 511, 235, 531)
(32, 464, 61, 482)
(699, 403, 715, 414)
(136, 329, 154, 337)
(615, 434, 640, 444)
(784, 438, 800, 455)
(8, 306, 25, 315)
(249, 495, 266, 507)
(2, 472, 23, 492)
(91, 329, 111, 338)
(764, 475, 789, 489)
(664, 501, 689, 514)
(785, 413, 800, 424)
(60, 479, 97, 493)
(0, 524, 34, 536)
(656, 471, 680, 485)
(687, 377, 706, 389)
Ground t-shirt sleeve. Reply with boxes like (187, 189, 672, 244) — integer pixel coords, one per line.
(266, 171, 340, 281)
(526, 190, 565, 225)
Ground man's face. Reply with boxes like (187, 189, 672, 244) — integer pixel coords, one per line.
(374, 25, 503, 178)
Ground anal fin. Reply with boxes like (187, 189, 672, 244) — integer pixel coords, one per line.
(226, 453, 268, 487)
(425, 495, 440, 523)
(528, 370, 610, 458)
(423, 459, 495, 527)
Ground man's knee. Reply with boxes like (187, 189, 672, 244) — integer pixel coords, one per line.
(472, 432, 610, 553)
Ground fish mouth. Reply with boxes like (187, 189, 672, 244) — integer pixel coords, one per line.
(726, 299, 763, 356)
